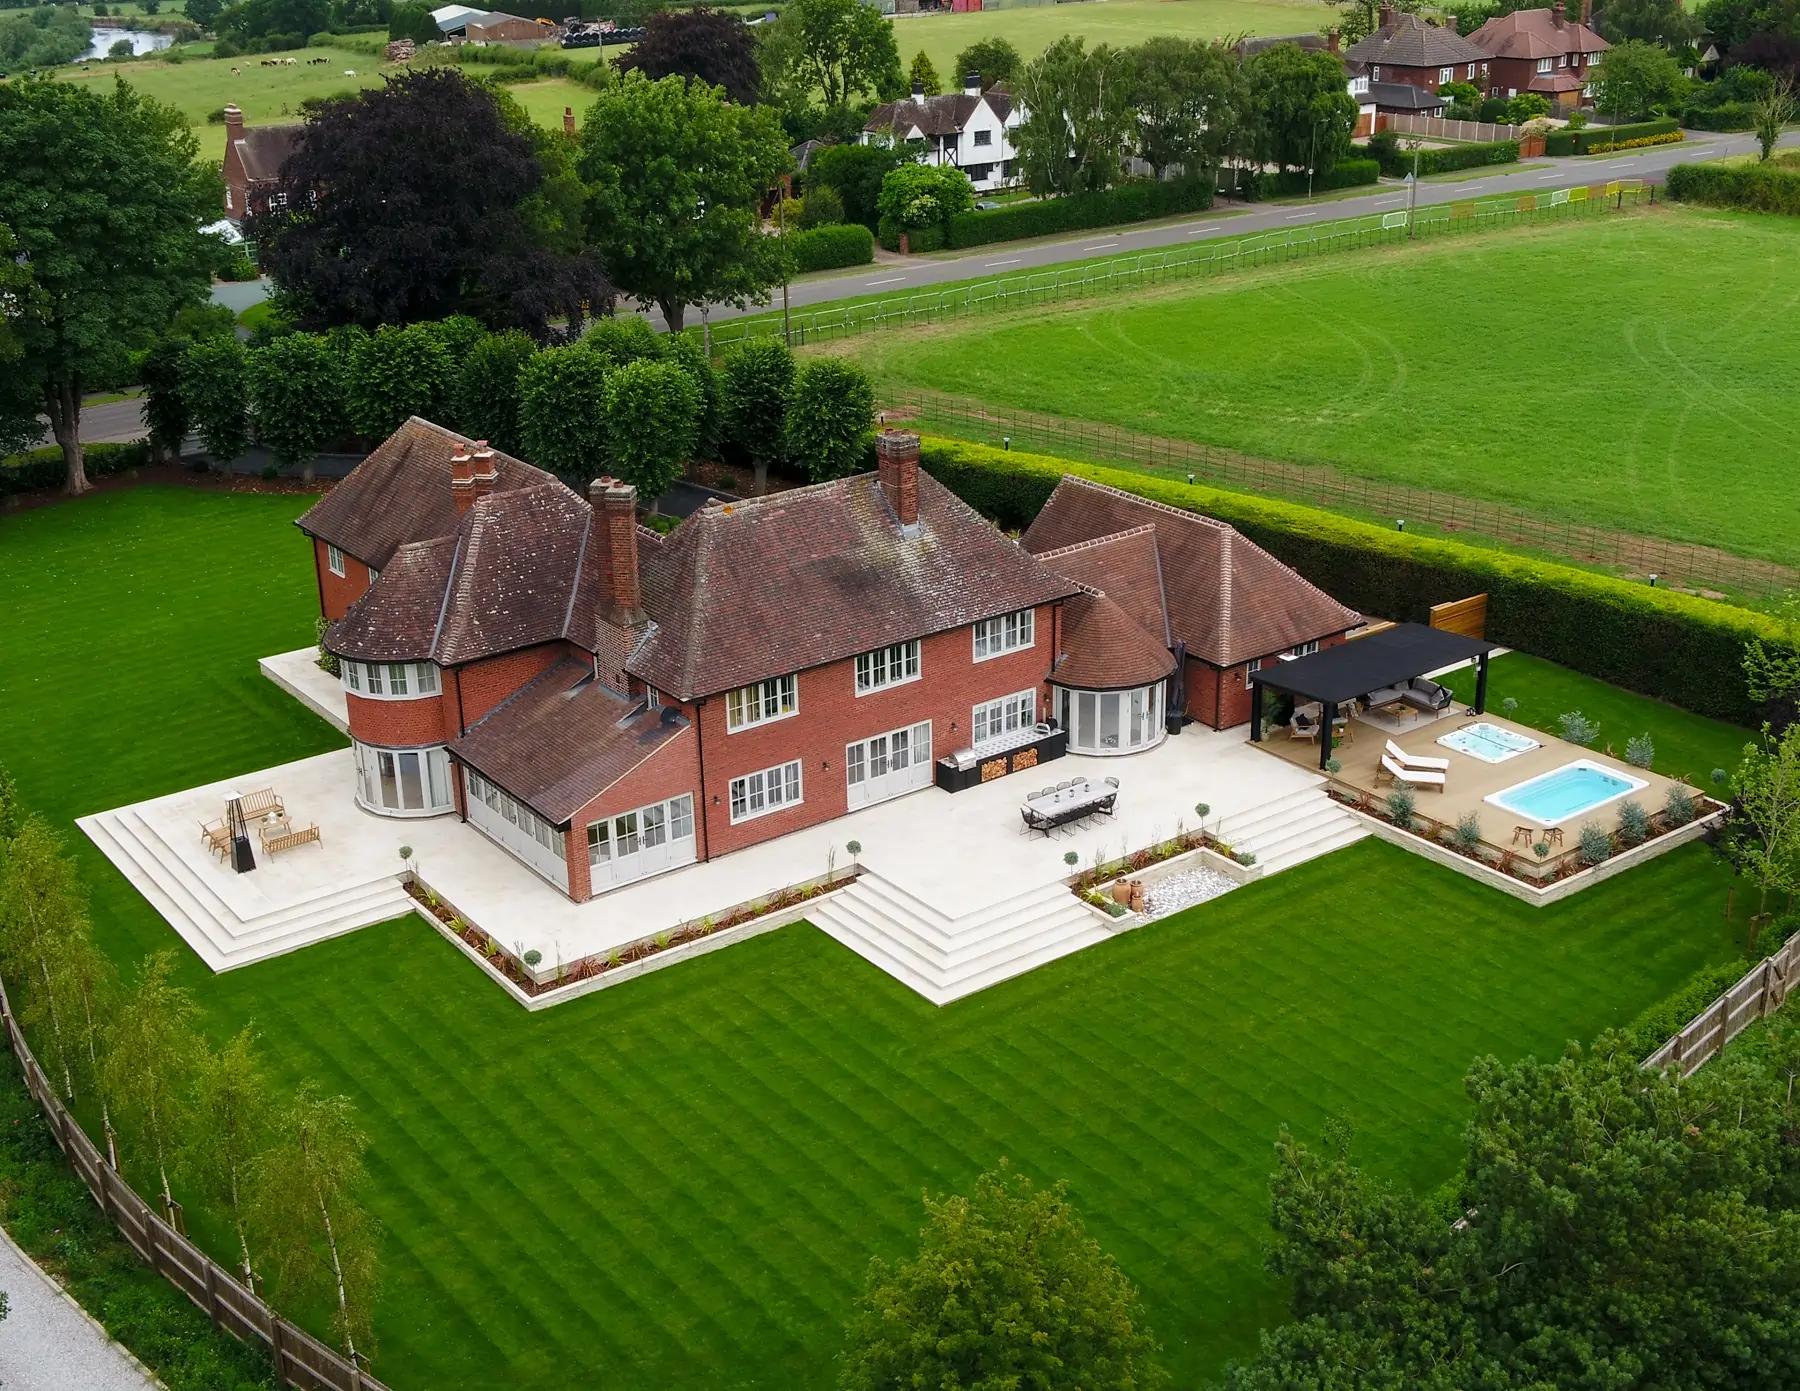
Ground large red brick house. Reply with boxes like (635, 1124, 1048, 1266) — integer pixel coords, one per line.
(1343, 9, 1492, 98)
(297, 422, 1358, 901)
(220, 104, 300, 224)
(1465, 3, 1608, 110)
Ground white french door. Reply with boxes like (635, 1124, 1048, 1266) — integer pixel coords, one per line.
(845, 721, 933, 810)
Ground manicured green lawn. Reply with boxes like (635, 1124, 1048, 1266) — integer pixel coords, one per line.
(0, 488, 1748, 1390)
(854, 208, 1800, 567)
(896, 0, 1334, 87)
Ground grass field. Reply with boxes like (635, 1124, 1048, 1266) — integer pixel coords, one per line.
(56, 48, 602, 162)
(0, 486, 1748, 1390)
(853, 207, 1800, 568)
(896, 0, 1333, 83)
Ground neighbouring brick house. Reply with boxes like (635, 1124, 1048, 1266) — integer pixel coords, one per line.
(1343, 8, 1492, 100)
(1466, 2, 1608, 109)
(299, 423, 1359, 901)
(220, 105, 300, 223)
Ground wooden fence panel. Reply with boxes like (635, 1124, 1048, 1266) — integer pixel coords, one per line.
(1644, 937, 1800, 1076)
(0, 977, 388, 1391)
(1430, 594, 1488, 639)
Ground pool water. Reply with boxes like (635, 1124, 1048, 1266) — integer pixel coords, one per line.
(1437, 721, 1541, 764)
(1485, 759, 1649, 827)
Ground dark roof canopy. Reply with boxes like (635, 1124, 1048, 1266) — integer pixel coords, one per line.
(1248, 623, 1500, 705)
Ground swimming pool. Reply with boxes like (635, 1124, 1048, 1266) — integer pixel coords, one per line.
(1484, 759, 1649, 828)
(1436, 722, 1541, 764)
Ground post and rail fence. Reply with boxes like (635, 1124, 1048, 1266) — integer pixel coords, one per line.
(1642, 932, 1800, 1078)
(707, 179, 1657, 356)
(0, 975, 389, 1391)
(883, 386, 1800, 602)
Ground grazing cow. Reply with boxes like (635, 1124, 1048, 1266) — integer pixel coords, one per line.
(282, 56, 298, 65)
(230, 66, 240, 75)
(308, 56, 327, 64)
(343, 68, 356, 76)
(260, 58, 276, 66)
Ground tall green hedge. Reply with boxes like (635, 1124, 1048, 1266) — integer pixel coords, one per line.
(939, 179, 1214, 250)
(1667, 160, 1800, 214)
(1, 441, 152, 498)
(1365, 139, 1518, 177)
(1546, 117, 1679, 155)
(1681, 102, 1757, 132)
(917, 435, 1790, 726)
(789, 222, 875, 272)
(1245, 159, 1381, 199)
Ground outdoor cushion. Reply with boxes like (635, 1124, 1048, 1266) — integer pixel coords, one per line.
(1380, 754, 1445, 787)
(1402, 678, 1453, 711)
(1364, 685, 1406, 707)
(1385, 739, 1450, 770)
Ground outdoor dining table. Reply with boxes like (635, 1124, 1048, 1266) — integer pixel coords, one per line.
(1021, 778, 1118, 836)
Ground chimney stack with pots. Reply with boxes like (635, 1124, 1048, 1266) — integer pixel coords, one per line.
(1581, 0, 1592, 24)
(450, 446, 477, 518)
(911, 79, 925, 101)
(563, 105, 575, 136)
(876, 430, 920, 529)
(1445, 13, 1458, 32)
(469, 440, 498, 507)
(1378, 4, 1394, 30)
(964, 72, 981, 96)
(588, 477, 646, 625)
(1553, 1, 1566, 25)
(1327, 26, 1340, 51)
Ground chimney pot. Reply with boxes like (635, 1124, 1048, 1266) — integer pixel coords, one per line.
(589, 477, 645, 626)
(965, 71, 981, 95)
(1327, 26, 1340, 52)
(911, 79, 925, 99)
(876, 430, 920, 529)
(1553, 0, 1566, 24)
(563, 105, 575, 136)
(1445, 13, 1458, 32)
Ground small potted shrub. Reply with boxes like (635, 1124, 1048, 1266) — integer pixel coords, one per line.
(1453, 811, 1482, 856)
(1617, 800, 1652, 848)
(1578, 821, 1613, 867)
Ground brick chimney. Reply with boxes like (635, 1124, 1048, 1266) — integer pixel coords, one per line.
(911, 79, 925, 101)
(470, 439, 498, 503)
(964, 71, 981, 96)
(1580, 0, 1592, 24)
(1553, 0, 1566, 26)
(224, 103, 245, 141)
(1327, 26, 1340, 52)
(1446, 13, 1458, 32)
(450, 446, 476, 518)
(876, 430, 920, 529)
(588, 477, 645, 626)
(1378, 3, 1394, 30)
(563, 105, 575, 136)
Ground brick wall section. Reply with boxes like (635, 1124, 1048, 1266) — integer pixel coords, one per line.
(1187, 631, 1351, 730)
(449, 644, 578, 731)
(561, 728, 702, 901)
(696, 605, 1058, 859)
(345, 690, 454, 748)
(314, 537, 374, 621)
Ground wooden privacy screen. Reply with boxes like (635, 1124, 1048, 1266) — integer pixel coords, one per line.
(1430, 594, 1488, 639)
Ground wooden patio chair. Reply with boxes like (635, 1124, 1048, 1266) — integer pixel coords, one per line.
(199, 819, 232, 861)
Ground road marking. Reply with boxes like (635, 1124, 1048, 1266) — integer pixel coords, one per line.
(1373, 196, 1405, 205)
(1452, 183, 1482, 192)
(1284, 211, 1318, 220)
(1082, 240, 1119, 250)
(1537, 171, 1564, 180)
(1185, 224, 1221, 235)
(983, 258, 1022, 267)
(865, 276, 906, 286)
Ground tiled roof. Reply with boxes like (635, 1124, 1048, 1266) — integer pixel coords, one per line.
(1021, 477, 1360, 668)
(1345, 12, 1489, 66)
(234, 123, 301, 183)
(1467, 8, 1608, 58)
(295, 418, 554, 570)
(631, 470, 1079, 700)
(1029, 526, 1170, 647)
(450, 658, 690, 825)
(1528, 71, 1588, 92)
(864, 91, 1004, 138)
(1052, 591, 1177, 691)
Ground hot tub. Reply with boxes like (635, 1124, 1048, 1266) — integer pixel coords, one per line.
(1436, 721, 1541, 764)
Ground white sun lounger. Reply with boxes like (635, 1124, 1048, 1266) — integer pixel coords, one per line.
(1385, 739, 1450, 771)
(1379, 754, 1446, 791)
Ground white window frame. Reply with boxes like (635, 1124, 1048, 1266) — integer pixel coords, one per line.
(586, 793, 695, 889)
(327, 543, 346, 577)
(1440, 66, 1454, 85)
(725, 674, 798, 732)
(854, 640, 921, 695)
(1292, 640, 1320, 658)
(972, 689, 1038, 748)
(1467, 62, 1477, 79)
(729, 760, 803, 824)
(1372, 64, 1381, 80)
(464, 768, 567, 887)
(353, 741, 455, 816)
(1537, 57, 1553, 73)
(342, 660, 440, 700)
(972, 609, 1035, 663)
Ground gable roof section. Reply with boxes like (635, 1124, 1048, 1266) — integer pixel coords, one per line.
(864, 92, 1002, 138)
(1345, 12, 1490, 66)
(1021, 476, 1360, 668)
(1029, 525, 1170, 647)
(631, 470, 1080, 700)
(235, 124, 301, 183)
(295, 418, 555, 570)
(1467, 7, 1609, 57)
(450, 659, 690, 825)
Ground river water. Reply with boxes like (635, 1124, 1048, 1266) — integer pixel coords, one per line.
(85, 27, 174, 59)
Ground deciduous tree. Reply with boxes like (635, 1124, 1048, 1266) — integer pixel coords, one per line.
(604, 358, 700, 509)
(1013, 37, 1134, 196)
(181, 336, 251, 468)
(954, 36, 1021, 90)
(0, 78, 220, 492)
(759, 0, 904, 111)
(0, 817, 85, 1103)
(785, 358, 874, 483)
(1726, 722, 1800, 919)
(247, 333, 347, 479)
(1591, 38, 1689, 118)
(253, 1083, 380, 1362)
(189, 1026, 275, 1289)
(579, 72, 792, 332)
(1600, 0, 1701, 45)
(807, 143, 908, 230)
(876, 162, 976, 241)
(517, 342, 611, 484)
(1247, 42, 1357, 175)
(721, 338, 795, 492)
(615, 6, 761, 104)
(841, 1160, 1166, 1391)
(1754, 75, 1798, 158)
(453, 329, 537, 457)
(253, 68, 611, 335)
(346, 323, 452, 440)
(105, 950, 202, 1220)
(1126, 37, 1248, 181)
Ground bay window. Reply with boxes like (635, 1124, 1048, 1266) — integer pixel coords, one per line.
(341, 660, 441, 699)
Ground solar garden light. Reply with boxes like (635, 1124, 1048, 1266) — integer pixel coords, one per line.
(1648, 573, 1659, 586)
(1187, 473, 1195, 485)
(1395, 518, 1405, 531)
(1002, 436, 1011, 450)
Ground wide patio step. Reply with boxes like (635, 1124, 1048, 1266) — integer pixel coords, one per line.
(1214, 786, 1367, 875)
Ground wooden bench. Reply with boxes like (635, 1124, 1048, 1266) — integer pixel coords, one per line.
(260, 823, 321, 856)
(235, 788, 285, 822)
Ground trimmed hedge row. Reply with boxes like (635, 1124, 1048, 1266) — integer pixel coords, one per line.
(916, 435, 1791, 726)
(1366, 139, 1518, 177)
(1585, 131, 1684, 153)
(941, 179, 1214, 250)
(1667, 160, 1800, 214)
(1682, 101, 1757, 132)
(1245, 159, 1381, 199)
(1546, 117, 1679, 156)
(789, 222, 875, 273)
(1, 441, 152, 499)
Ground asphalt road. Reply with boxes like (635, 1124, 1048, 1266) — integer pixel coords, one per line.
(662, 128, 1791, 330)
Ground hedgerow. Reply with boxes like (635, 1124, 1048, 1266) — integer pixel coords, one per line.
(789, 222, 875, 272)
(936, 179, 1214, 250)
(1585, 131, 1684, 153)
(1545, 117, 1678, 155)
(0, 441, 152, 498)
(1667, 160, 1800, 215)
(917, 435, 1793, 726)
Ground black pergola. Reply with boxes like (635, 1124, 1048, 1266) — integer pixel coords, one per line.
(1248, 623, 1503, 770)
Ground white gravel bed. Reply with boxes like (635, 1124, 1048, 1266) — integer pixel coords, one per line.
(1142, 866, 1239, 920)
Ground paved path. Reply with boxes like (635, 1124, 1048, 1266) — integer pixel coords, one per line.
(0, 1227, 158, 1391)
(655, 128, 1794, 330)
